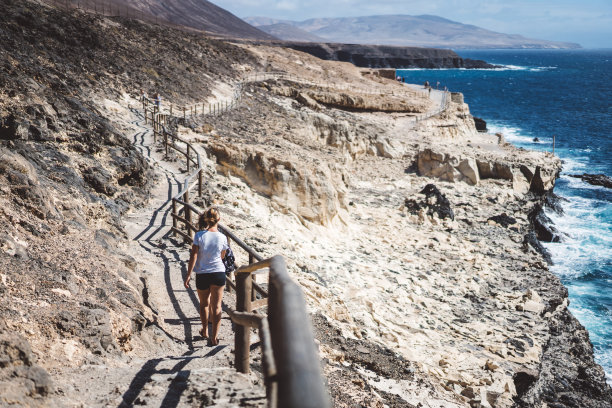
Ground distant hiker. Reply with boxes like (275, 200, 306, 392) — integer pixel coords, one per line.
(184, 207, 229, 346)
(140, 90, 147, 101)
(424, 80, 430, 89)
(443, 86, 448, 92)
(436, 81, 440, 89)
(154, 93, 161, 109)
(396, 75, 401, 82)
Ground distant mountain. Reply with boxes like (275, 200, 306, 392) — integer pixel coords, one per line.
(99, 0, 277, 40)
(256, 23, 326, 42)
(245, 15, 581, 49)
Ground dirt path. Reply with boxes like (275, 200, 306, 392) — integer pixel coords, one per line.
(49, 106, 266, 408)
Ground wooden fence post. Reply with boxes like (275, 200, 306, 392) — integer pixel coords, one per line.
(184, 189, 193, 239)
(198, 169, 203, 197)
(186, 145, 191, 172)
(249, 254, 256, 301)
(172, 199, 177, 236)
(235, 271, 252, 373)
(183, 107, 186, 121)
(164, 131, 168, 156)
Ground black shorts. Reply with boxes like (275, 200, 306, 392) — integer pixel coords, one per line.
(195, 272, 226, 290)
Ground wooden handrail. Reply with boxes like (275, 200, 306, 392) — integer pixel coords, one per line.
(230, 256, 330, 408)
(236, 258, 271, 274)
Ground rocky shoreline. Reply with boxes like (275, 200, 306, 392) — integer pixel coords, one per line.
(1, 1, 611, 407)
(246, 40, 499, 69)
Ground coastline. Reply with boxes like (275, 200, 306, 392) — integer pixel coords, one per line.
(188, 43, 612, 405)
(0, 3, 610, 406)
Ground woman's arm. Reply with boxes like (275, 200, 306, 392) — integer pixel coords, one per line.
(184, 244, 198, 288)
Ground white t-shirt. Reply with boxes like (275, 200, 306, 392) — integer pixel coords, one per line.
(192, 230, 229, 274)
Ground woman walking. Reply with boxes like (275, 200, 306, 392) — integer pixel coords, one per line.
(184, 207, 229, 346)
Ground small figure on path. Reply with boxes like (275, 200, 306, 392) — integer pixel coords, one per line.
(140, 90, 147, 101)
(184, 207, 229, 346)
(154, 93, 162, 109)
(436, 81, 440, 89)
(424, 80, 430, 89)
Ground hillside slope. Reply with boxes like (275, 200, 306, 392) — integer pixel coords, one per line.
(0, 0, 257, 405)
(45, 0, 276, 40)
(246, 14, 581, 49)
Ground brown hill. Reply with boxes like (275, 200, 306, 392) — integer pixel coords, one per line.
(46, 0, 277, 40)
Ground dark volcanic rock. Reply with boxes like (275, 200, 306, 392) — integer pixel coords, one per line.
(266, 41, 498, 69)
(488, 213, 517, 228)
(83, 166, 117, 196)
(569, 173, 612, 189)
(515, 307, 612, 407)
(528, 204, 562, 243)
(529, 166, 547, 195)
(523, 231, 553, 264)
(472, 116, 487, 132)
(405, 184, 454, 220)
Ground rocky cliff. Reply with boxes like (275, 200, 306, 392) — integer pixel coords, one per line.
(264, 41, 497, 69)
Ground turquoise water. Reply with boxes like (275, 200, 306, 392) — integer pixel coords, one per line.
(398, 49, 612, 384)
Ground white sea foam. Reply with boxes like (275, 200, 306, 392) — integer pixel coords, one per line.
(544, 194, 612, 281)
(396, 66, 556, 72)
(486, 122, 552, 146)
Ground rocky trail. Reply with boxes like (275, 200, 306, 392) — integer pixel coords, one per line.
(47, 105, 266, 407)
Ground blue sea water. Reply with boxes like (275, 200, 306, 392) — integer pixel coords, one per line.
(398, 49, 612, 384)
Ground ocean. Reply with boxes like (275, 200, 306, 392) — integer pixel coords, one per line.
(398, 49, 612, 385)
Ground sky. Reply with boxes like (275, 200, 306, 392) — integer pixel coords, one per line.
(210, 0, 612, 48)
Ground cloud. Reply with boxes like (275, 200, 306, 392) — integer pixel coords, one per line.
(276, 1, 298, 11)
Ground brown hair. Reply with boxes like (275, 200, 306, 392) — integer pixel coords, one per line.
(198, 207, 220, 230)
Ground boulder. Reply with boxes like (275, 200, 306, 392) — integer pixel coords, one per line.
(417, 150, 485, 185)
(405, 184, 454, 220)
(472, 116, 487, 132)
(487, 213, 517, 228)
(569, 173, 612, 189)
(456, 158, 479, 185)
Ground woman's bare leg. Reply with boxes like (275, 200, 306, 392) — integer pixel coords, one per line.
(196, 288, 211, 338)
(209, 284, 225, 345)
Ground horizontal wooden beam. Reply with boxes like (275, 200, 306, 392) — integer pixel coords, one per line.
(228, 309, 262, 328)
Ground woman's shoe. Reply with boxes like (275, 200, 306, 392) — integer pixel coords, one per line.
(199, 328, 208, 339)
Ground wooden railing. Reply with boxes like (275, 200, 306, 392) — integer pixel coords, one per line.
(229, 256, 330, 408)
(146, 70, 429, 122)
(415, 89, 451, 122)
(142, 97, 330, 408)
